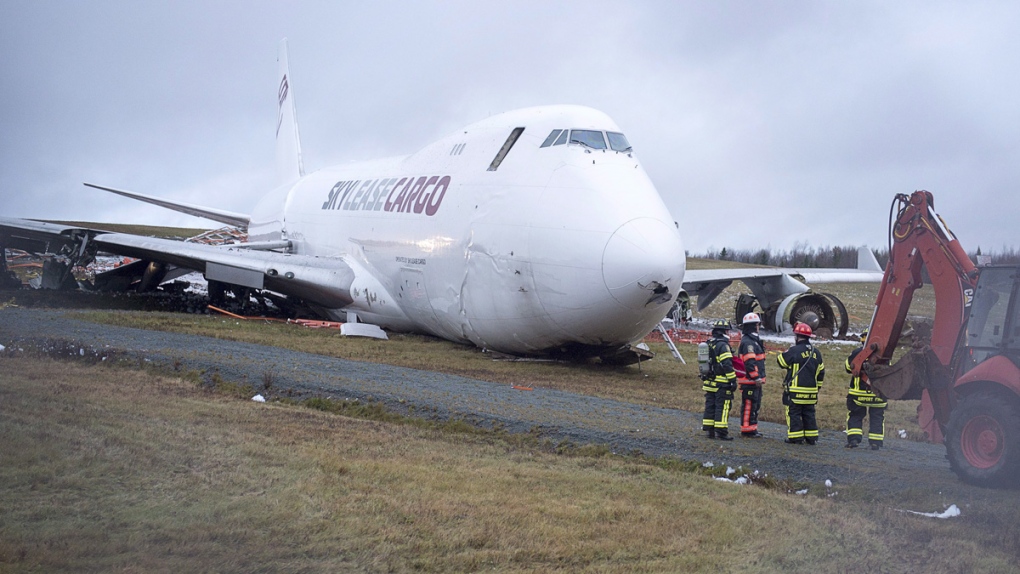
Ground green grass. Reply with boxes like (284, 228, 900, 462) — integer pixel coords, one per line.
(3, 355, 1018, 572)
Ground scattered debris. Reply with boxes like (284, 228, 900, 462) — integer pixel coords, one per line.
(795, 489, 809, 495)
(702, 461, 714, 468)
(897, 504, 961, 519)
(252, 394, 266, 403)
(899, 429, 908, 438)
(340, 322, 388, 339)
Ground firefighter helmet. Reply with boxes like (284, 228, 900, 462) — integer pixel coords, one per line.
(742, 312, 761, 325)
(860, 327, 869, 342)
(712, 319, 730, 331)
(793, 322, 813, 337)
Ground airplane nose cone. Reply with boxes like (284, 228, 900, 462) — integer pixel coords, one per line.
(602, 218, 685, 310)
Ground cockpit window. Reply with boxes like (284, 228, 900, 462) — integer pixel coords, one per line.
(541, 129, 562, 148)
(540, 129, 631, 151)
(569, 130, 607, 150)
(607, 131, 632, 152)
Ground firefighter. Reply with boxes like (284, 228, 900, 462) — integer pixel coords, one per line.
(845, 328, 888, 450)
(777, 322, 825, 445)
(737, 312, 766, 437)
(701, 319, 737, 440)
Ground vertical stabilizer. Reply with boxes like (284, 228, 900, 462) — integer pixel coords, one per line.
(276, 38, 305, 185)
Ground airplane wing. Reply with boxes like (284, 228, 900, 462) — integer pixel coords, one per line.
(0, 216, 354, 309)
(84, 183, 251, 229)
(679, 247, 885, 337)
(682, 246, 884, 310)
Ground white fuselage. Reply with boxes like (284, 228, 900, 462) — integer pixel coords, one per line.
(249, 105, 686, 355)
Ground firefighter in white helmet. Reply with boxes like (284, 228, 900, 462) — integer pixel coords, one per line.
(737, 312, 767, 437)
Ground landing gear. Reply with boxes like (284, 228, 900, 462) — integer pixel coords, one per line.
(945, 391, 1020, 488)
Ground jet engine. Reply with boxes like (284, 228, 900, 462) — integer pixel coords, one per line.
(735, 291, 849, 338)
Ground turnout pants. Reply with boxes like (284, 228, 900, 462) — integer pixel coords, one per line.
(739, 383, 762, 433)
(703, 388, 733, 435)
(785, 401, 818, 441)
(847, 396, 886, 446)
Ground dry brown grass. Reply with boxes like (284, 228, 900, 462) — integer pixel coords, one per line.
(2, 356, 1018, 572)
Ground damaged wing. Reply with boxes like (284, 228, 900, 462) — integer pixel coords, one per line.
(0, 216, 355, 309)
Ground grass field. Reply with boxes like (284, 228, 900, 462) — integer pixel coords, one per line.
(69, 308, 927, 440)
(3, 355, 1018, 572)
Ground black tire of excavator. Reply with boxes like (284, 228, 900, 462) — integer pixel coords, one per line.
(944, 390, 1020, 489)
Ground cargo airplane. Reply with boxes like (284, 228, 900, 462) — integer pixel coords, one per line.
(0, 40, 883, 361)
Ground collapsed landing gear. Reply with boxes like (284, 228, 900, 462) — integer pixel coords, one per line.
(945, 390, 1020, 488)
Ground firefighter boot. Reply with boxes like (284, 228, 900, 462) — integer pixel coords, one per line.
(716, 430, 734, 441)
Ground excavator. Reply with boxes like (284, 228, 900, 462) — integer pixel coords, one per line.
(851, 190, 1020, 488)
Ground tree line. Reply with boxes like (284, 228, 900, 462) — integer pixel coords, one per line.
(696, 244, 1020, 268)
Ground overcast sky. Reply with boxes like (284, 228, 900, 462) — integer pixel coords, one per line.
(2, 1, 1018, 254)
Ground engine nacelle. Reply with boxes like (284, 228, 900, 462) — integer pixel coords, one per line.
(770, 291, 849, 338)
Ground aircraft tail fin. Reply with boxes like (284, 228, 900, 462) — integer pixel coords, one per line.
(857, 246, 883, 272)
(276, 38, 305, 186)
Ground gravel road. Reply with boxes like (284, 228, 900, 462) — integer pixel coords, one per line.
(1, 306, 1011, 502)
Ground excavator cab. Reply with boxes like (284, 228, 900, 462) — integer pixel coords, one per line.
(945, 264, 1020, 487)
(962, 265, 1020, 371)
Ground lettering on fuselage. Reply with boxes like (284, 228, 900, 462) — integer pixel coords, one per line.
(395, 256, 426, 265)
(320, 175, 451, 216)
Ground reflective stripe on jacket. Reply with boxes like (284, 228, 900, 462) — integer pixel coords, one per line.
(702, 336, 737, 392)
(845, 347, 888, 408)
(738, 333, 766, 385)
(777, 341, 825, 404)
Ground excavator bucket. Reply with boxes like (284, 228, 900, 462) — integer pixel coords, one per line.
(866, 345, 955, 401)
(866, 349, 928, 400)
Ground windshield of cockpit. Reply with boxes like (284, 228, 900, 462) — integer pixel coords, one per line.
(540, 129, 632, 152)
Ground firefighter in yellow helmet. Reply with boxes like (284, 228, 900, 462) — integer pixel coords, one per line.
(845, 328, 888, 450)
(777, 322, 826, 444)
(737, 312, 766, 437)
(702, 319, 737, 440)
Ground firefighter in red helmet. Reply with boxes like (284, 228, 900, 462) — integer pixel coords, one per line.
(777, 322, 826, 444)
(737, 312, 766, 437)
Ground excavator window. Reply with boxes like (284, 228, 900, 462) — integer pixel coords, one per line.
(1006, 268, 1020, 353)
(966, 267, 1018, 363)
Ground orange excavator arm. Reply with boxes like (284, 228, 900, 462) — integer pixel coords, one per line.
(851, 191, 979, 430)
